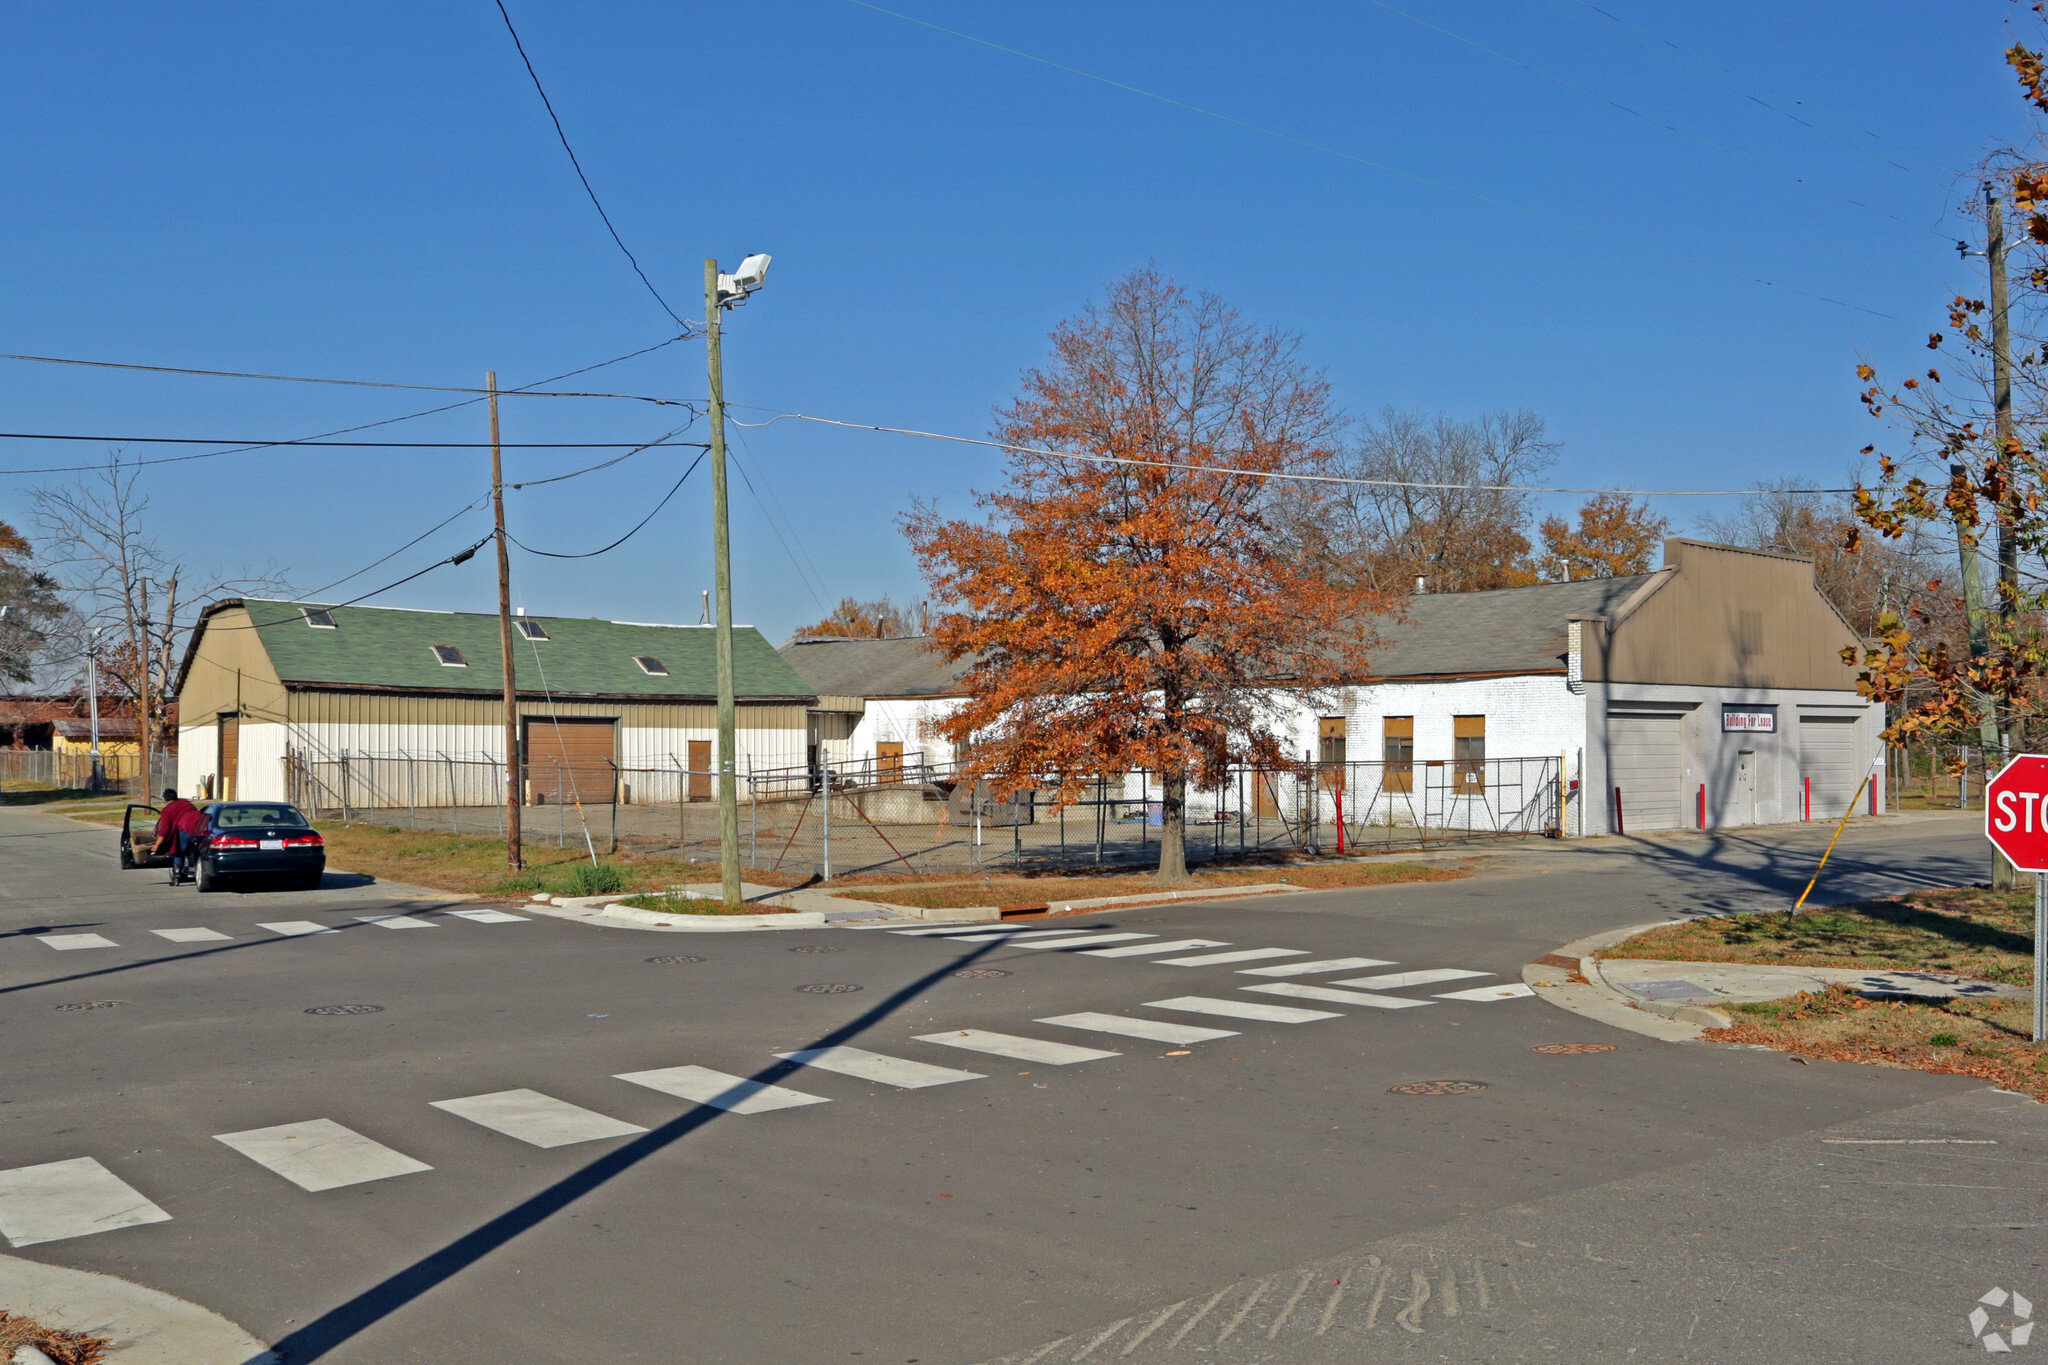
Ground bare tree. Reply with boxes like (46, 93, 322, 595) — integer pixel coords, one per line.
(0, 519, 67, 687)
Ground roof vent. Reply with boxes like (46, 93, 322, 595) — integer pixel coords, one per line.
(1414, 576, 1427, 594)
(633, 655, 669, 676)
(517, 619, 549, 641)
(302, 608, 337, 629)
(430, 645, 468, 667)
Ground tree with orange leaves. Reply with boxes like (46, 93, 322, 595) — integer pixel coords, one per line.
(1536, 493, 1669, 581)
(904, 268, 1390, 882)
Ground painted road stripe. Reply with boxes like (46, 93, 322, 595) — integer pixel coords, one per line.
(446, 908, 529, 924)
(952, 928, 1115, 943)
(890, 925, 1007, 936)
(151, 927, 231, 943)
(1237, 956, 1395, 977)
(214, 1119, 432, 1192)
(1017, 933, 1156, 950)
(615, 1066, 830, 1114)
(913, 1029, 1121, 1065)
(0, 1158, 171, 1248)
(1153, 948, 1307, 967)
(775, 1045, 986, 1088)
(1082, 938, 1231, 957)
(1435, 982, 1537, 1002)
(356, 915, 437, 930)
(1243, 983, 1433, 1008)
(257, 921, 338, 937)
(1333, 969, 1491, 990)
(1144, 996, 1341, 1024)
(430, 1090, 646, 1148)
(1036, 1012, 1239, 1044)
(40, 934, 116, 951)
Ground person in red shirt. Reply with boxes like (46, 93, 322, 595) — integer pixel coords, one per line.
(151, 788, 211, 881)
(152, 788, 197, 853)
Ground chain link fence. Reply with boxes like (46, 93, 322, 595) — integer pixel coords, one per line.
(0, 748, 174, 795)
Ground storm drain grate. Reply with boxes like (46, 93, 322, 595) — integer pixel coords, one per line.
(305, 1004, 386, 1016)
(788, 945, 844, 954)
(952, 968, 1011, 979)
(53, 1001, 124, 1012)
(646, 955, 705, 965)
(1530, 1042, 1617, 1054)
(1387, 1079, 1489, 1096)
(794, 983, 863, 994)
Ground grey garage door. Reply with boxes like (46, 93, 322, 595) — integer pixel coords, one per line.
(1608, 711, 1685, 831)
(1800, 714, 1861, 818)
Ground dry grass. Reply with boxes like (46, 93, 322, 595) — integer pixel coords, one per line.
(834, 858, 1462, 912)
(1597, 886, 2034, 986)
(0, 1310, 110, 1365)
(312, 823, 818, 899)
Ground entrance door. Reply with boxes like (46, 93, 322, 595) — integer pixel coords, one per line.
(1733, 749, 1757, 826)
(1607, 710, 1684, 830)
(876, 740, 904, 783)
(525, 718, 617, 805)
(687, 740, 712, 802)
(217, 713, 240, 802)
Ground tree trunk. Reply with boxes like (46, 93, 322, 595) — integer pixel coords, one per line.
(1156, 773, 1190, 884)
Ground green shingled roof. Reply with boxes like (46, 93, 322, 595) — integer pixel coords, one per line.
(228, 600, 814, 700)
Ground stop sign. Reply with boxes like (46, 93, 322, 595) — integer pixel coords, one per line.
(1987, 755, 2048, 872)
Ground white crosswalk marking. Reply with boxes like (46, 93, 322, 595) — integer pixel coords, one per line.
(1017, 933, 1156, 950)
(257, 921, 338, 937)
(1237, 956, 1395, 977)
(0, 1157, 172, 1247)
(1036, 1012, 1239, 1044)
(446, 908, 529, 924)
(431, 1090, 646, 1148)
(945, 928, 1101, 942)
(1153, 948, 1307, 967)
(775, 1046, 985, 1088)
(151, 927, 231, 943)
(40, 934, 115, 951)
(356, 915, 437, 930)
(1435, 982, 1537, 1002)
(214, 1119, 432, 1191)
(615, 1066, 830, 1114)
(1333, 968, 1491, 990)
(1243, 983, 1433, 1008)
(1144, 996, 1341, 1023)
(891, 925, 1006, 936)
(913, 1029, 1121, 1064)
(1081, 938, 1231, 957)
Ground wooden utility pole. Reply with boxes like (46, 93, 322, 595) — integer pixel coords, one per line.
(489, 372, 523, 871)
(705, 260, 743, 911)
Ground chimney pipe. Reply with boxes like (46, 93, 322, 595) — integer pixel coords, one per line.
(1414, 575, 1427, 594)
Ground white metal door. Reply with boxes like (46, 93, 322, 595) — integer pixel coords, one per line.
(1607, 711, 1685, 831)
(1733, 750, 1757, 826)
(1801, 715, 1860, 818)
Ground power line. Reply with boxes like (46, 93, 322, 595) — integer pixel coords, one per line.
(0, 350, 686, 401)
(0, 432, 705, 449)
(730, 424, 832, 613)
(727, 438, 832, 617)
(491, 0, 686, 329)
(505, 418, 702, 489)
(507, 450, 706, 557)
(843, 0, 1906, 322)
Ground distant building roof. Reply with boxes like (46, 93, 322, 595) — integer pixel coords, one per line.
(779, 635, 975, 699)
(1354, 574, 1661, 679)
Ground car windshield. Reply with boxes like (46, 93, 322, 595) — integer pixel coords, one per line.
(211, 803, 311, 830)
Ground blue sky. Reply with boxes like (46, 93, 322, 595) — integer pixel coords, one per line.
(0, 2, 2023, 643)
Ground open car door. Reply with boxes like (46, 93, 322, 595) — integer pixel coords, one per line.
(121, 803, 170, 869)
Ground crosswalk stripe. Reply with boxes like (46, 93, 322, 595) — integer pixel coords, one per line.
(39, 934, 116, 951)
(1237, 956, 1395, 977)
(1016, 933, 1156, 950)
(913, 1029, 1121, 1064)
(1081, 938, 1231, 957)
(1435, 982, 1537, 1002)
(1243, 983, 1434, 1008)
(1144, 996, 1341, 1023)
(944, 928, 1102, 942)
(1036, 1012, 1239, 1044)
(257, 920, 338, 937)
(446, 908, 530, 924)
(151, 927, 231, 943)
(430, 1089, 647, 1148)
(0, 1157, 172, 1248)
(1332, 968, 1491, 990)
(356, 915, 437, 930)
(614, 1065, 830, 1114)
(213, 1118, 432, 1191)
(1153, 948, 1307, 967)
(891, 925, 1005, 936)
(774, 1045, 985, 1088)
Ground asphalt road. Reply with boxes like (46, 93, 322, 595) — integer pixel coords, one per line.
(0, 805, 2031, 1363)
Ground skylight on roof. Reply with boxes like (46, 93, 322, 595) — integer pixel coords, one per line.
(302, 608, 336, 629)
(517, 619, 550, 640)
(431, 645, 468, 667)
(633, 655, 669, 676)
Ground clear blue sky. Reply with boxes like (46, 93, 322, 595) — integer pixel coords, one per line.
(0, 2, 2022, 643)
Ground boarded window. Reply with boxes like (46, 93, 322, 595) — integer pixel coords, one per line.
(431, 645, 467, 667)
(517, 619, 549, 640)
(1453, 715, 1485, 792)
(301, 608, 336, 629)
(1318, 717, 1347, 791)
(524, 718, 617, 805)
(1383, 716, 1414, 793)
(633, 655, 669, 676)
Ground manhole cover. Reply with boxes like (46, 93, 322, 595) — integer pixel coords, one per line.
(53, 1000, 123, 1012)
(788, 945, 844, 954)
(1625, 979, 1713, 1001)
(1387, 1079, 1490, 1096)
(952, 968, 1011, 979)
(304, 1004, 386, 1016)
(794, 983, 864, 994)
(1531, 1042, 1617, 1054)
(646, 955, 705, 965)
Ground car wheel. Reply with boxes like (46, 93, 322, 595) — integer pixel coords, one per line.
(196, 860, 220, 893)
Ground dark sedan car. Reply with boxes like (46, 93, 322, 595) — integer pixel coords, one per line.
(193, 801, 326, 892)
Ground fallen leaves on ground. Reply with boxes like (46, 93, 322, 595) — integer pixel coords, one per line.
(0, 1310, 110, 1365)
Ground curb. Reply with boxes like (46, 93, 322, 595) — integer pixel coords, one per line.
(1521, 920, 1716, 1043)
(1044, 883, 1306, 914)
(518, 901, 830, 933)
(0, 1253, 274, 1365)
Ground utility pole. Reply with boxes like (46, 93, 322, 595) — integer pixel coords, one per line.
(86, 628, 102, 792)
(705, 260, 743, 910)
(1968, 181, 2022, 887)
(489, 372, 523, 871)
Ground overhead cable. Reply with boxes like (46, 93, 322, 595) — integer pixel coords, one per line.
(508, 450, 706, 557)
(0, 432, 706, 449)
(0, 348, 690, 400)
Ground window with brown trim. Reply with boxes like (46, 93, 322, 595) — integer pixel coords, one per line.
(1453, 714, 1485, 791)
(1318, 717, 1347, 791)
(1383, 716, 1414, 793)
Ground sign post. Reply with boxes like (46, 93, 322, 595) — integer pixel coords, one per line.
(1982, 754, 2048, 1042)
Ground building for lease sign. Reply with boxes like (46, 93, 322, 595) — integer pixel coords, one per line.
(1721, 710, 1775, 732)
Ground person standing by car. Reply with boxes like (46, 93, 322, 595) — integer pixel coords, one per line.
(152, 789, 211, 884)
(151, 788, 196, 855)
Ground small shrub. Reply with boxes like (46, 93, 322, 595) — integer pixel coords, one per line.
(1929, 1031, 1960, 1048)
(1733, 1001, 1778, 1015)
(490, 871, 546, 894)
(566, 861, 627, 897)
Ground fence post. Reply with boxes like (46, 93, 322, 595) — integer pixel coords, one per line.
(608, 759, 620, 855)
(821, 754, 832, 881)
(748, 755, 757, 868)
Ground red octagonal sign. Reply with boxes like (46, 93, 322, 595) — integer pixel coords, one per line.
(1987, 755, 2048, 873)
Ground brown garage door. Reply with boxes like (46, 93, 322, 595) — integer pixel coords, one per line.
(525, 718, 617, 804)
